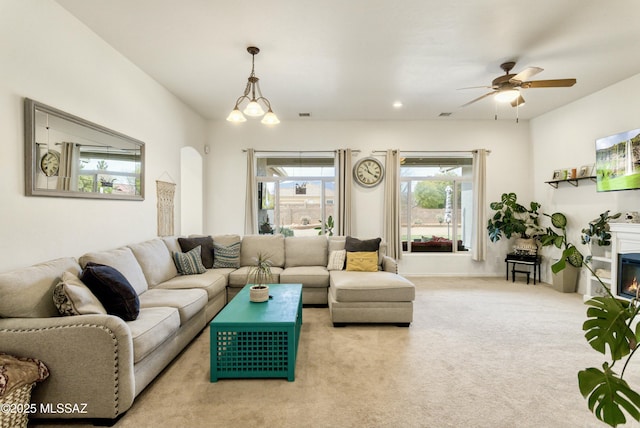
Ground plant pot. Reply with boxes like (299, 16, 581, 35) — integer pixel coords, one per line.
(249, 285, 269, 302)
(552, 264, 579, 293)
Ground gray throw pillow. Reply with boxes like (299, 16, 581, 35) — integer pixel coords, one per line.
(173, 246, 207, 275)
(178, 236, 214, 268)
(345, 236, 381, 252)
(213, 241, 241, 268)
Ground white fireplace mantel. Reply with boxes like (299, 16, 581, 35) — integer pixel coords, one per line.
(584, 223, 640, 300)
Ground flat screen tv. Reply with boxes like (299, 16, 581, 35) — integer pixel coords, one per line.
(595, 128, 640, 192)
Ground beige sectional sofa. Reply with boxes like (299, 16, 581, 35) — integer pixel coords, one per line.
(0, 233, 414, 422)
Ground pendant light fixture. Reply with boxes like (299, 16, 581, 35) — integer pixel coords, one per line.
(226, 46, 279, 125)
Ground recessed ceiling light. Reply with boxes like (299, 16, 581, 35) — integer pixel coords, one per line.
(439, 112, 452, 117)
(298, 113, 311, 117)
(393, 101, 403, 108)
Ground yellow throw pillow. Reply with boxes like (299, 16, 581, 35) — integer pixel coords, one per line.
(346, 251, 378, 272)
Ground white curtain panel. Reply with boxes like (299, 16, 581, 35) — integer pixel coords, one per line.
(336, 149, 353, 236)
(383, 149, 401, 260)
(472, 149, 488, 261)
(56, 142, 79, 191)
(244, 148, 257, 235)
(156, 180, 176, 236)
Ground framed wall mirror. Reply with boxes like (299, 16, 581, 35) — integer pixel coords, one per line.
(24, 98, 145, 200)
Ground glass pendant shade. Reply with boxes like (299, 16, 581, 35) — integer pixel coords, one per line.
(494, 89, 520, 103)
(243, 100, 265, 117)
(261, 110, 280, 125)
(226, 107, 247, 122)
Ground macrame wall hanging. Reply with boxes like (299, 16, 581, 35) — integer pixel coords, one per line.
(156, 180, 176, 236)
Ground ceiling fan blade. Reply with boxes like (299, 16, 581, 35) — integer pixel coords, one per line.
(457, 85, 492, 90)
(460, 92, 495, 108)
(510, 67, 543, 83)
(522, 78, 577, 88)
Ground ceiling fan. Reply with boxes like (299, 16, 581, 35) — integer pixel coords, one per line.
(460, 61, 577, 108)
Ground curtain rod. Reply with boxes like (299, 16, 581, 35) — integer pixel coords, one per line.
(242, 149, 361, 153)
(371, 149, 491, 155)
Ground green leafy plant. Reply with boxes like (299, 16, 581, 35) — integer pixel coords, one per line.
(552, 211, 638, 426)
(582, 210, 622, 247)
(315, 215, 334, 236)
(247, 253, 273, 288)
(487, 193, 543, 242)
(539, 212, 583, 273)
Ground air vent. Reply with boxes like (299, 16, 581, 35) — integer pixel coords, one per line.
(439, 112, 452, 117)
(298, 113, 311, 117)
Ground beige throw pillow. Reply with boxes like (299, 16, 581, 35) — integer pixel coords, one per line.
(53, 271, 107, 316)
(327, 250, 346, 271)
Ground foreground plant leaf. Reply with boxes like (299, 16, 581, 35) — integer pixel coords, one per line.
(579, 365, 640, 427)
(583, 297, 635, 360)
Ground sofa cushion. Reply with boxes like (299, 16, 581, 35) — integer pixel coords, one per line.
(285, 236, 328, 268)
(213, 241, 241, 268)
(128, 239, 178, 287)
(280, 266, 329, 288)
(162, 236, 182, 254)
(0, 257, 81, 318)
(53, 271, 106, 316)
(139, 288, 207, 325)
(331, 236, 386, 266)
(330, 271, 415, 302)
(345, 251, 379, 272)
(79, 247, 149, 295)
(240, 235, 285, 267)
(229, 266, 283, 287)
(80, 263, 140, 321)
(127, 307, 180, 363)
(173, 246, 207, 275)
(154, 270, 227, 300)
(178, 236, 214, 268)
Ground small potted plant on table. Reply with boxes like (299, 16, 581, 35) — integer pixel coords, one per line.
(247, 253, 273, 303)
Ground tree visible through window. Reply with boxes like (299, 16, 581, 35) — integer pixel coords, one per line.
(256, 153, 336, 237)
(400, 155, 473, 253)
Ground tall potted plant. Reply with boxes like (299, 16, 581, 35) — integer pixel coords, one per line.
(247, 253, 273, 303)
(539, 212, 583, 292)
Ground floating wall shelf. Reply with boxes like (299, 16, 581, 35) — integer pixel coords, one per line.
(545, 176, 596, 188)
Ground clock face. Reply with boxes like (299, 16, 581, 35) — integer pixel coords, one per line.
(354, 157, 384, 187)
(40, 151, 60, 177)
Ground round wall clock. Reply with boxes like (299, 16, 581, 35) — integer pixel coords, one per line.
(353, 157, 384, 187)
(40, 150, 60, 177)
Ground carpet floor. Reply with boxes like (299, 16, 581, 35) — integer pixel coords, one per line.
(32, 276, 638, 428)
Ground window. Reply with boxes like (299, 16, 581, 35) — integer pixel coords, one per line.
(400, 155, 473, 253)
(256, 153, 336, 236)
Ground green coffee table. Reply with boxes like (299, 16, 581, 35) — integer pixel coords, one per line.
(210, 283, 303, 382)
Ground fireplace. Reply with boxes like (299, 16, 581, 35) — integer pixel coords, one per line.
(618, 253, 640, 299)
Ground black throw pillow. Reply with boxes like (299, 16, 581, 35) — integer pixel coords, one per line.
(178, 236, 214, 269)
(80, 262, 140, 321)
(345, 236, 382, 252)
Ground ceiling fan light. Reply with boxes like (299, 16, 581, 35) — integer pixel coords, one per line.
(226, 107, 247, 122)
(243, 100, 265, 117)
(261, 109, 280, 125)
(511, 95, 525, 107)
(495, 89, 520, 103)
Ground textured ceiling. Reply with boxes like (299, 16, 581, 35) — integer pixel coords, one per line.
(56, 0, 640, 121)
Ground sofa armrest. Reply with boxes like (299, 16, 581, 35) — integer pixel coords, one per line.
(381, 256, 397, 273)
(0, 314, 135, 420)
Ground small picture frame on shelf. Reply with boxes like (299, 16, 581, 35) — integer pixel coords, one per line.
(578, 165, 590, 178)
(552, 170, 562, 180)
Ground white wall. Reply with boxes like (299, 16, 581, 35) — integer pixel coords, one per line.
(531, 73, 640, 293)
(206, 119, 532, 276)
(0, 1, 206, 271)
